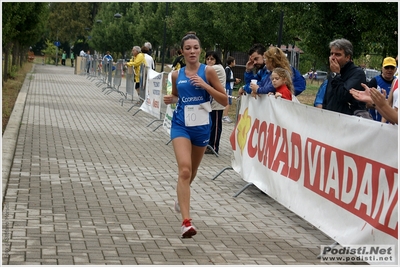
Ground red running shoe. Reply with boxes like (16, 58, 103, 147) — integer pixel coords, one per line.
(181, 218, 197, 238)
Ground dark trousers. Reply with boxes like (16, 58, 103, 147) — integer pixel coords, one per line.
(71, 59, 74, 67)
(61, 59, 65, 65)
(208, 109, 223, 153)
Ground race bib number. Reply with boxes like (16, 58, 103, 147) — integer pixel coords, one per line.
(184, 102, 211, 127)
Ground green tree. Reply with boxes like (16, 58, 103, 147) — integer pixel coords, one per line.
(90, 2, 136, 59)
(2, 2, 48, 82)
(281, 2, 397, 73)
(167, 2, 282, 65)
(47, 3, 96, 43)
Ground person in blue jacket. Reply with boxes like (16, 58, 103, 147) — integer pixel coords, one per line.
(238, 43, 268, 96)
(314, 79, 328, 108)
(247, 46, 306, 98)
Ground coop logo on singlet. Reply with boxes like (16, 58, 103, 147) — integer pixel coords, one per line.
(182, 96, 204, 103)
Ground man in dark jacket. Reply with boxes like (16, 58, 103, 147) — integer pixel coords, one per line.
(323, 38, 366, 115)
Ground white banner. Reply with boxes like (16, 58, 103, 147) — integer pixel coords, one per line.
(162, 72, 175, 136)
(140, 68, 162, 119)
(230, 94, 398, 265)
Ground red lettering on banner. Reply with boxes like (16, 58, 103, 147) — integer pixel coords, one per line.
(288, 133, 302, 181)
(247, 120, 302, 180)
(229, 114, 239, 151)
(304, 139, 398, 239)
(247, 119, 260, 158)
(271, 128, 289, 176)
(235, 111, 397, 239)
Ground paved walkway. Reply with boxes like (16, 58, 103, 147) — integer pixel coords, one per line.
(2, 63, 362, 265)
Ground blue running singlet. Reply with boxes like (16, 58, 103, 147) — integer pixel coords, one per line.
(171, 64, 211, 147)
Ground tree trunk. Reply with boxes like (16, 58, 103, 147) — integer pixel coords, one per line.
(12, 41, 19, 66)
(20, 46, 26, 68)
(3, 43, 11, 82)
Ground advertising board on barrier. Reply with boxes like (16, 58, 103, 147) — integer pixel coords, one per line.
(139, 68, 162, 119)
(230, 95, 398, 265)
(162, 72, 175, 136)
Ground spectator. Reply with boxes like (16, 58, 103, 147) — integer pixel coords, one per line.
(204, 51, 226, 154)
(307, 69, 314, 80)
(141, 46, 155, 70)
(269, 67, 293, 100)
(222, 56, 241, 123)
(314, 79, 328, 108)
(102, 51, 113, 72)
(144, 41, 155, 67)
(367, 57, 397, 121)
(248, 46, 306, 99)
(239, 43, 268, 96)
(79, 49, 86, 57)
(61, 51, 67, 66)
(125, 46, 147, 95)
(70, 51, 74, 68)
(85, 50, 92, 73)
(314, 71, 318, 81)
(388, 78, 398, 110)
(172, 49, 185, 71)
(350, 83, 398, 124)
(162, 33, 227, 238)
(103, 51, 113, 63)
(144, 41, 153, 55)
(322, 38, 367, 115)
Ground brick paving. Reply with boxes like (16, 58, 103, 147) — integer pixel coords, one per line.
(2, 64, 366, 265)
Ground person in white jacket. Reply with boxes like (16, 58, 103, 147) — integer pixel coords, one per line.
(204, 51, 226, 154)
(141, 46, 155, 70)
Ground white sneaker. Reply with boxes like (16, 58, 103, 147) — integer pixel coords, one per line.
(223, 116, 232, 123)
(181, 219, 197, 238)
(174, 200, 180, 213)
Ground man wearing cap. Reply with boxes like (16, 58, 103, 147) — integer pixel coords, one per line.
(367, 56, 397, 121)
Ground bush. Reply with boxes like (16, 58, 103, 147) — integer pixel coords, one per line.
(41, 39, 58, 64)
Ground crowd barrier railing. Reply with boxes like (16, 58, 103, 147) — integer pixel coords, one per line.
(104, 59, 125, 98)
(129, 64, 148, 115)
(79, 57, 87, 75)
(101, 59, 114, 93)
(121, 66, 136, 106)
(95, 59, 107, 87)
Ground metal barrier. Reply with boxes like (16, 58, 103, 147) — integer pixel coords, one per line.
(127, 64, 148, 113)
(80, 57, 87, 75)
(138, 63, 147, 101)
(121, 66, 136, 106)
(87, 56, 99, 81)
(104, 59, 125, 98)
(101, 59, 113, 92)
(211, 95, 246, 195)
(95, 59, 107, 87)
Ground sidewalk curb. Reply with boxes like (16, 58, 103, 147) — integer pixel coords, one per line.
(2, 64, 34, 208)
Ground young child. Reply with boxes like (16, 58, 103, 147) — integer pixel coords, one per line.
(269, 67, 294, 100)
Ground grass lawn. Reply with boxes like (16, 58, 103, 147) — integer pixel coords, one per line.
(2, 61, 34, 134)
